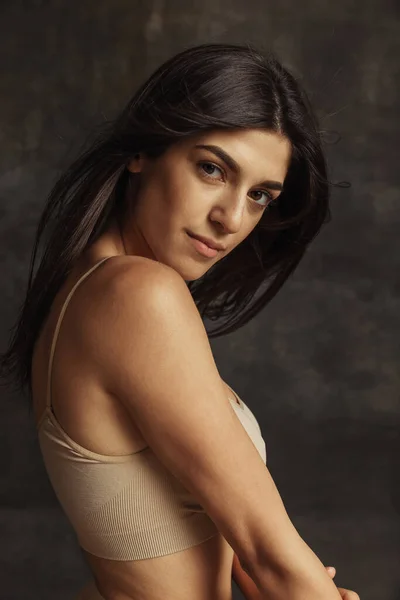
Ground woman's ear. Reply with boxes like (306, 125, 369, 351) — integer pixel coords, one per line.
(126, 153, 144, 174)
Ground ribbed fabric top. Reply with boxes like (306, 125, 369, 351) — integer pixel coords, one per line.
(36, 256, 267, 561)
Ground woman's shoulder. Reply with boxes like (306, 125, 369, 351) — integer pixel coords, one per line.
(70, 253, 181, 313)
(94, 253, 184, 293)
(76, 253, 202, 397)
(74, 253, 194, 355)
(90, 254, 189, 316)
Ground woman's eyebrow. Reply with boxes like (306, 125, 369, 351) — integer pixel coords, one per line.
(194, 143, 283, 191)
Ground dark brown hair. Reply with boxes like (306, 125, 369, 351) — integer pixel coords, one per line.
(0, 42, 335, 400)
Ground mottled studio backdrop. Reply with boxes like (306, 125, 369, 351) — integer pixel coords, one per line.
(1, 1, 399, 599)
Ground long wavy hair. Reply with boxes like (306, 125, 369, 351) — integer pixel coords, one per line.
(0, 42, 336, 401)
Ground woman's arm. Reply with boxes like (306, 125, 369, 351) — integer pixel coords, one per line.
(232, 552, 264, 599)
(88, 257, 343, 600)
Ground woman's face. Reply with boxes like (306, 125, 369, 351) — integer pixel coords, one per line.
(123, 128, 291, 281)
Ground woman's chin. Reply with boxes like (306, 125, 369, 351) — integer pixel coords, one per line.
(166, 257, 210, 283)
(176, 266, 207, 283)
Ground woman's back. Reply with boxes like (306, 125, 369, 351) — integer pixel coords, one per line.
(31, 239, 266, 600)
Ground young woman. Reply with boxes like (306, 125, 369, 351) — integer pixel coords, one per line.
(1, 43, 358, 600)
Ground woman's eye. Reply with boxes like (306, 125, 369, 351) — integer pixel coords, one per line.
(198, 162, 276, 208)
(199, 161, 223, 179)
(250, 190, 274, 207)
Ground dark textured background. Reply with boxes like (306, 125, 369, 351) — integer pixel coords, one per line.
(1, 1, 399, 599)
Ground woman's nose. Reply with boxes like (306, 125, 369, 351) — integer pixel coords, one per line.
(210, 193, 246, 234)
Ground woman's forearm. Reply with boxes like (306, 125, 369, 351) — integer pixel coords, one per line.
(232, 552, 265, 599)
(243, 534, 342, 600)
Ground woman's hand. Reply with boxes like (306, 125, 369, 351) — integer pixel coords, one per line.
(326, 566, 360, 600)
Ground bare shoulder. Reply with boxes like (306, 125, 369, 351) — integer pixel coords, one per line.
(94, 254, 192, 312)
(81, 254, 191, 325)
(90, 253, 185, 295)
(80, 254, 208, 390)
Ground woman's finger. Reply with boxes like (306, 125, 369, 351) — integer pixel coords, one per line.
(338, 587, 360, 600)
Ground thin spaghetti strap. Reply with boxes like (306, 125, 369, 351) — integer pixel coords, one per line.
(45, 256, 113, 411)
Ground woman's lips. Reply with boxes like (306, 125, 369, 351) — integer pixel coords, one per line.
(187, 232, 219, 258)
